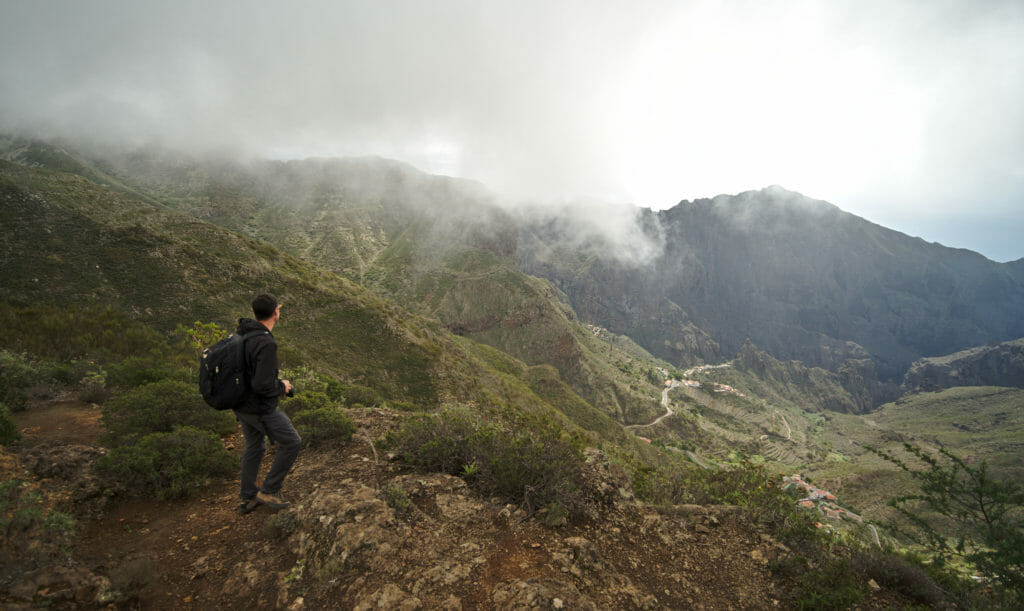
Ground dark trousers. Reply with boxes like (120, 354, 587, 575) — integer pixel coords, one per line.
(238, 409, 301, 499)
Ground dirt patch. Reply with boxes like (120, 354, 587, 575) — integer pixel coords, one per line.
(12, 400, 104, 446)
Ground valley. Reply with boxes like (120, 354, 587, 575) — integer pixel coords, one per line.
(1, 137, 1022, 607)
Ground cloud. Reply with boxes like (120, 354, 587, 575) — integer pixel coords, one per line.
(2, 0, 1023, 260)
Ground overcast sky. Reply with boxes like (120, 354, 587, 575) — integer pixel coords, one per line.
(2, 0, 1023, 261)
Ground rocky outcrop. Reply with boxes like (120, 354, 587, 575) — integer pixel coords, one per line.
(902, 338, 1024, 392)
(236, 450, 780, 609)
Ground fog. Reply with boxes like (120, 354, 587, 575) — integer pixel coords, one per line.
(2, 0, 1023, 261)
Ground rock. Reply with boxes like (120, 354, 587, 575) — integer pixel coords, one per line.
(490, 578, 595, 609)
(354, 583, 422, 610)
(581, 448, 635, 507)
(5, 565, 114, 607)
(290, 480, 404, 579)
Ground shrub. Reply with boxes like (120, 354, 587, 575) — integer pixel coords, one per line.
(786, 556, 866, 610)
(279, 366, 344, 403)
(292, 407, 355, 448)
(78, 364, 110, 404)
(388, 405, 588, 516)
(850, 548, 949, 608)
(101, 380, 235, 447)
(0, 403, 19, 446)
(106, 357, 190, 389)
(95, 426, 237, 500)
(0, 350, 37, 411)
(382, 483, 412, 518)
(279, 391, 334, 419)
(340, 384, 382, 408)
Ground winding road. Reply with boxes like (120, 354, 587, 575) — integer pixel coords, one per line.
(626, 381, 680, 430)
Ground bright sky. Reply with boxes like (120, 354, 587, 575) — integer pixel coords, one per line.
(2, 0, 1023, 260)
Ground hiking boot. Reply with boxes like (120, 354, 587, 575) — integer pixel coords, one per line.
(237, 498, 261, 515)
(256, 491, 290, 511)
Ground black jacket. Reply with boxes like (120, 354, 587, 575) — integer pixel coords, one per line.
(234, 318, 285, 415)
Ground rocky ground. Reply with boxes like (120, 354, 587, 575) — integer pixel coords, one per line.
(3, 401, 917, 609)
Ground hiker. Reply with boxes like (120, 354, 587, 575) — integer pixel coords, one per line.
(235, 293, 301, 514)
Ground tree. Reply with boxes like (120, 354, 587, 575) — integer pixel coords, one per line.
(869, 443, 1024, 595)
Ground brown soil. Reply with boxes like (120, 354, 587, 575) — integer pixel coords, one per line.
(5, 400, 923, 609)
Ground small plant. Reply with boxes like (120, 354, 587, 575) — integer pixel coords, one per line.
(292, 407, 355, 448)
(382, 483, 412, 517)
(95, 426, 237, 500)
(178, 321, 227, 360)
(266, 510, 301, 540)
(79, 364, 110, 403)
(0, 479, 76, 575)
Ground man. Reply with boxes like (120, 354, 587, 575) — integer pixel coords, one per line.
(235, 293, 301, 514)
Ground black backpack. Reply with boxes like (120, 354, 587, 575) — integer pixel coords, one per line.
(198, 330, 264, 410)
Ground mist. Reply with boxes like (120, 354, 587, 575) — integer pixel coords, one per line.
(2, 0, 1023, 261)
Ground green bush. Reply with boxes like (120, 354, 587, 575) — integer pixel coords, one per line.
(0, 403, 19, 446)
(388, 405, 587, 516)
(292, 407, 355, 448)
(101, 380, 235, 447)
(279, 366, 345, 403)
(340, 384, 382, 408)
(0, 350, 37, 411)
(382, 483, 412, 517)
(106, 357, 190, 389)
(279, 391, 334, 418)
(95, 426, 237, 500)
(778, 556, 865, 610)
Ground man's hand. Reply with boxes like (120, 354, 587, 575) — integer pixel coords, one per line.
(282, 380, 293, 396)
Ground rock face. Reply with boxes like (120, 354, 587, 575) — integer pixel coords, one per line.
(246, 452, 780, 609)
(902, 338, 1024, 392)
(520, 187, 1024, 383)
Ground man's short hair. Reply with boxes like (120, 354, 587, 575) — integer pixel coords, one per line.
(252, 293, 279, 321)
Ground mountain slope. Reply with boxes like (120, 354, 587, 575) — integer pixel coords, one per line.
(902, 337, 1024, 392)
(0, 158, 637, 442)
(521, 187, 1024, 386)
(20, 144, 670, 424)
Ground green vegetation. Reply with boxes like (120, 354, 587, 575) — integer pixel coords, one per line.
(100, 379, 235, 447)
(292, 407, 356, 447)
(387, 405, 588, 516)
(0, 479, 76, 576)
(870, 443, 1024, 599)
(0, 403, 19, 445)
(95, 427, 237, 500)
(382, 482, 412, 518)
